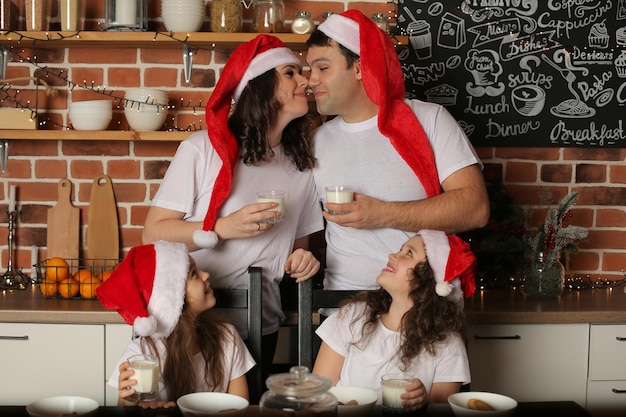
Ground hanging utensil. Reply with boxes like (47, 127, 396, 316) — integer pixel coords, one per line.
(183, 44, 194, 85)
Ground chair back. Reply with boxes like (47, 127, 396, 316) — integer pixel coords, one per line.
(297, 279, 359, 370)
(214, 266, 263, 404)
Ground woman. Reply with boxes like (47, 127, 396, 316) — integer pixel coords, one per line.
(313, 230, 476, 412)
(97, 241, 255, 408)
(141, 35, 324, 377)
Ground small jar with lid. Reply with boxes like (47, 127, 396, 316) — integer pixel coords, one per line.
(253, 0, 284, 33)
(260, 366, 337, 416)
(291, 11, 315, 34)
(371, 12, 389, 33)
(210, 0, 243, 32)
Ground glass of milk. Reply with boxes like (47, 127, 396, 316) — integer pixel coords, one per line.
(256, 190, 285, 223)
(381, 373, 413, 414)
(325, 186, 353, 214)
(128, 354, 159, 401)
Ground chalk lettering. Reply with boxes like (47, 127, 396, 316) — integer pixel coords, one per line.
(550, 120, 625, 146)
(466, 95, 510, 115)
(486, 118, 541, 138)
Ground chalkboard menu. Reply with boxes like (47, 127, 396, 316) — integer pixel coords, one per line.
(396, 0, 626, 147)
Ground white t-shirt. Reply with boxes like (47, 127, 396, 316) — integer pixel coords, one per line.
(316, 302, 470, 404)
(152, 130, 324, 337)
(312, 99, 481, 292)
(108, 324, 255, 401)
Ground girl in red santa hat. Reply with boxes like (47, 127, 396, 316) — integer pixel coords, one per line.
(97, 241, 255, 408)
(141, 35, 324, 380)
(312, 230, 476, 412)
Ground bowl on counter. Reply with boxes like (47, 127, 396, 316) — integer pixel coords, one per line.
(448, 391, 517, 416)
(329, 386, 378, 416)
(26, 396, 98, 417)
(177, 392, 249, 416)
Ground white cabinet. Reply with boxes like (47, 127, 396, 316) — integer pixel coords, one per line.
(587, 324, 626, 417)
(104, 324, 134, 406)
(467, 323, 589, 408)
(0, 323, 104, 405)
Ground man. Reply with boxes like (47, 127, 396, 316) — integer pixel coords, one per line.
(306, 10, 490, 293)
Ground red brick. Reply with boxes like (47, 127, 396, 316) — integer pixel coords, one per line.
(107, 160, 141, 179)
(2, 159, 31, 178)
(596, 209, 626, 227)
(609, 165, 626, 184)
(144, 68, 178, 88)
(35, 159, 67, 179)
(564, 148, 626, 161)
(134, 141, 179, 157)
(120, 227, 144, 249)
(505, 161, 537, 183)
(496, 147, 560, 160)
(70, 160, 104, 179)
(62, 140, 130, 156)
(69, 48, 137, 64)
(541, 164, 572, 183)
(582, 230, 626, 250)
(108, 68, 141, 88)
(576, 164, 606, 183)
(131, 205, 150, 226)
(602, 252, 626, 273)
(569, 251, 599, 271)
(71, 68, 105, 91)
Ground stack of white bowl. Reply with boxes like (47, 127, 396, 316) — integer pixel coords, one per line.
(68, 100, 113, 131)
(124, 88, 169, 131)
(161, 0, 205, 32)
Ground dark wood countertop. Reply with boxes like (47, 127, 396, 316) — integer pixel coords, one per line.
(2, 285, 626, 325)
(465, 287, 626, 324)
(0, 286, 124, 324)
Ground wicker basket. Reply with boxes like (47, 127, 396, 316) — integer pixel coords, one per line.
(34, 258, 119, 299)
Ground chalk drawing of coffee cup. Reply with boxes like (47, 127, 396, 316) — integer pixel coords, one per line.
(465, 49, 502, 86)
(511, 85, 546, 116)
(408, 20, 432, 60)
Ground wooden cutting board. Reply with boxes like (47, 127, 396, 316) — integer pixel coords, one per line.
(47, 179, 80, 261)
(87, 175, 120, 270)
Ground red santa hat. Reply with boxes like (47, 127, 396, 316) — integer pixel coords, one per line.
(419, 230, 476, 305)
(96, 241, 189, 338)
(192, 35, 301, 249)
(317, 10, 441, 198)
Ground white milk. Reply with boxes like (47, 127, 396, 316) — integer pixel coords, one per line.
(130, 359, 158, 394)
(381, 379, 410, 410)
(325, 186, 353, 203)
(256, 191, 285, 223)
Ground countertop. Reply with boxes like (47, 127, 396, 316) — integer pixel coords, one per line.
(2, 285, 626, 325)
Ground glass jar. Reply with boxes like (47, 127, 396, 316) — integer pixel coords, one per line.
(521, 252, 565, 298)
(253, 0, 284, 33)
(321, 11, 335, 23)
(371, 13, 389, 33)
(210, 0, 242, 33)
(25, 0, 50, 31)
(260, 366, 337, 416)
(291, 11, 314, 34)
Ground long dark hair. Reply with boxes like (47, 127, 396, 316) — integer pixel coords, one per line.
(228, 68, 315, 171)
(141, 308, 232, 400)
(344, 261, 468, 370)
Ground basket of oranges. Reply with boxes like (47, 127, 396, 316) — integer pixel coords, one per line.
(34, 257, 119, 299)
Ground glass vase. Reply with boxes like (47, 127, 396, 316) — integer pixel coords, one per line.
(521, 252, 565, 298)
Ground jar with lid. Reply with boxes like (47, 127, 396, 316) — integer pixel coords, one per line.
(253, 0, 284, 33)
(210, 0, 243, 32)
(260, 366, 337, 416)
(371, 12, 389, 33)
(321, 11, 335, 23)
(291, 11, 314, 34)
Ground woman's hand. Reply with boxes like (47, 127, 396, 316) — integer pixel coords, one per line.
(284, 249, 320, 282)
(117, 361, 138, 405)
(400, 378, 429, 412)
(215, 202, 281, 240)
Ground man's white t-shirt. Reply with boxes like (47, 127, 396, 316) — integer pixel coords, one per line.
(312, 99, 482, 291)
(108, 324, 255, 401)
(316, 302, 470, 404)
(151, 130, 324, 337)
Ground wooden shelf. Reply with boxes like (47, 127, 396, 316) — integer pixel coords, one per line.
(0, 130, 193, 141)
(0, 31, 409, 50)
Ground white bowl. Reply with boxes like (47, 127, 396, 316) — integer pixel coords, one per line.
(124, 104, 168, 131)
(26, 396, 98, 417)
(69, 103, 112, 131)
(162, 12, 204, 32)
(124, 88, 168, 102)
(329, 386, 378, 416)
(177, 392, 249, 416)
(448, 392, 517, 417)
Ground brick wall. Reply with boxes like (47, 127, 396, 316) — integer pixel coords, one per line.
(1, 1, 625, 283)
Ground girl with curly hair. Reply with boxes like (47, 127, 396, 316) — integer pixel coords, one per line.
(313, 230, 476, 412)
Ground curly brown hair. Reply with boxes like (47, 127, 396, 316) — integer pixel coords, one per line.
(140, 308, 233, 401)
(228, 68, 315, 171)
(344, 261, 468, 371)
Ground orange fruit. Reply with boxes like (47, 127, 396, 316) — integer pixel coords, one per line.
(73, 268, 93, 283)
(98, 269, 115, 282)
(45, 257, 70, 282)
(79, 276, 102, 299)
(39, 279, 58, 297)
(58, 277, 80, 298)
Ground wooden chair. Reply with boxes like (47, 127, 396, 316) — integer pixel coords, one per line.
(297, 278, 359, 371)
(213, 266, 263, 405)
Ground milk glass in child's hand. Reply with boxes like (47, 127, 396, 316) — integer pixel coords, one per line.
(128, 354, 159, 401)
(381, 373, 413, 414)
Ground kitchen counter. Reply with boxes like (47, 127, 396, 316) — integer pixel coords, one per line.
(2, 285, 626, 325)
(0, 286, 124, 324)
(465, 287, 626, 324)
